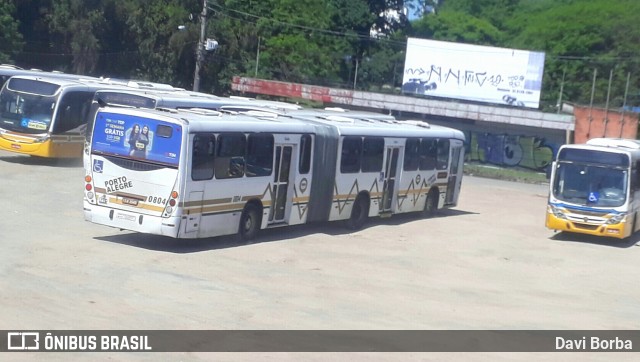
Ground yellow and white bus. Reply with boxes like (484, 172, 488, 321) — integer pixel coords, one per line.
(546, 138, 640, 239)
(83, 106, 465, 239)
(0, 64, 98, 89)
(0, 76, 180, 158)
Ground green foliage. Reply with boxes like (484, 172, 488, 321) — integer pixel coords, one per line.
(48, 0, 106, 74)
(3, 0, 638, 112)
(506, 0, 640, 109)
(0, 0, 24, 64)
(410, 11, 503, 44)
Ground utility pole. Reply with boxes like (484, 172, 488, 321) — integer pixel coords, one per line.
(193, 0, 207, 92)
(353, 58, 359, 90)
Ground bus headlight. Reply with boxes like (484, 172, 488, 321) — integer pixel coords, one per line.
(606, 213, 626, 225)
(549, 205, 567, 219)
(34, 135, 50, 143)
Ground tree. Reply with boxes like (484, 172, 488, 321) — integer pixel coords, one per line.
(47, 0, 105, 75)
(0, 0, 24, 64)
(409, 10, 502, 45)
(507, 0, 640, 109)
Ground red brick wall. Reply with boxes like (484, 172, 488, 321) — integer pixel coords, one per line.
(573, 105, 639, 144)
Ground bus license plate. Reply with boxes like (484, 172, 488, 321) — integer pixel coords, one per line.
(122, 197, 139, 206)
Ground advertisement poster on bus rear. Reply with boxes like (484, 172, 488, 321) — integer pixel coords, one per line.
(91, 112, 181, 166)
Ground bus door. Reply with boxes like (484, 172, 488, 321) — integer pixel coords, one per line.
(185, 191, 203, 234)
(445, 139, 465, 205)
(268, 141, 295, 224)
(184, 133, 211, 236)
(380, 145, 401, 213)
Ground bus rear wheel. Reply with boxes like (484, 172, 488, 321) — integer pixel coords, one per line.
(423, 189, 439, 217)
(345, 195, 369, 230)
(239, 204, 261, 241)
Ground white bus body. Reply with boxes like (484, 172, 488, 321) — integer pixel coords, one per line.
(83, 106, 465, 239)
(546, 138, 640, 239)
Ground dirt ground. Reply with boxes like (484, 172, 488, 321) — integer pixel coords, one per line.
(0, 150, 638, 361)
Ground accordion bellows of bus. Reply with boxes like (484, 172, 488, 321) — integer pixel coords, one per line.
(83, 106, 465, 240)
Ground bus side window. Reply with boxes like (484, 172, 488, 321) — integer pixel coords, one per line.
(436, 139, 450, 170)
(340, 136, 362, 174)
(361, 137, 384, 172)
(634, 161, 640, 191)
(403, 138, 420, 171)
(246, 133, 274, 177)
(53, 91, 94, 133)
(299, 134, 312, 174)
(419, 138, 437, 170)
(215, 133, 246, 179)
(192, 133, 216, 181)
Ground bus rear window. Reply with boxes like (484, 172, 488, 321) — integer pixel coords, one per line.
(91, 111, 182, 167)
(95, 91, 157, 108)
(156, 124, 173, 138)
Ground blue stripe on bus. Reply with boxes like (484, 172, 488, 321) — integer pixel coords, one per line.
(549, 202, 621, 214)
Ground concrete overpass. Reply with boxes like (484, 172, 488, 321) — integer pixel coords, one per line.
(231, 76, 574, 133)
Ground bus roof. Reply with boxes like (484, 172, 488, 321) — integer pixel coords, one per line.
(4, 75, 181, 96)
(96, 106, 465, 140)
(586, 138, 640, 150)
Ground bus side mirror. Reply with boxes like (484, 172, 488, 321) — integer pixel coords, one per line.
(545, 162, 554, 180)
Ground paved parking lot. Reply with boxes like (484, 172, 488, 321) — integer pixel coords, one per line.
(1, 149, 639, 360)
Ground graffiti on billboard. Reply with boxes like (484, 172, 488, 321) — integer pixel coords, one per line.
(465, 132, 560, 171)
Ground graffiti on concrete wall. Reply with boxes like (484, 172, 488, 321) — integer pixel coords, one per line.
(465, 132, 560, 171)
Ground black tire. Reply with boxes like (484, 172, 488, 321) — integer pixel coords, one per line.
(239, 205, 261, 241)
(345, 195, 369, 230)
(423, 189, 439, 217)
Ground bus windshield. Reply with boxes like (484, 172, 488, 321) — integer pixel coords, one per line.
(552, 162, 628, 207)
(0, 89, 56, 134)
(91, 111, 182, 167)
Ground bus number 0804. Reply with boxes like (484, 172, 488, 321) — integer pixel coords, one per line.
(147, 196, 167, 205)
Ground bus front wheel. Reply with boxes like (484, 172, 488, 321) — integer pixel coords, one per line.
(239, 204, 261, 241)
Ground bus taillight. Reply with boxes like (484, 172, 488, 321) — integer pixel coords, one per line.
(85, 183, 92, 191)
(165, 191, 178, 214)
(85, 175, 92, 182)
(169, 191, 178, 206)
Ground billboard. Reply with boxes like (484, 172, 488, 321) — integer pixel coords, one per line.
(91, 112, 182, 167)
(402, 38, 545, 108)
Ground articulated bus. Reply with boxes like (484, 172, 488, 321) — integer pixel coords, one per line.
(546, 138, 640, 239)
(84, 90, 303, 152)
(0, 76, 180, 158)
(83, 89, 307, 170)
(83, 106, 465, 240)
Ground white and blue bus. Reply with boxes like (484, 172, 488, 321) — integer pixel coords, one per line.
(83, 106, 465, 239)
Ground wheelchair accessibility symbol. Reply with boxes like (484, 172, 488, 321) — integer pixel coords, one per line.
(588, 192, 599, 203)
(93, 159, 103, 173)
